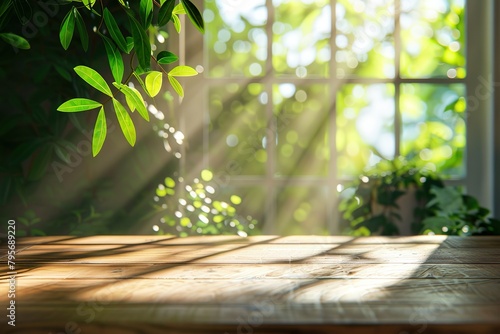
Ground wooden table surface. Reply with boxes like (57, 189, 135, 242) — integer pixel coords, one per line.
(1, 235, 500, 333)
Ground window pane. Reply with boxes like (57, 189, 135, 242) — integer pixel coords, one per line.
(336, 84, 395, 177)
(336, 0, 395, 78)
(205, 0, 267, 77)
(273, 0, 331, 77)
(274, 84, 330, 176)
(401, 84, 466, 177)
(209, 84, 267, 175)
(276, 187, 329, 234)
(400, 0, 466, 78)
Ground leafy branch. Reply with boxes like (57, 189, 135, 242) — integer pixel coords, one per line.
(39, 0, 204, 156)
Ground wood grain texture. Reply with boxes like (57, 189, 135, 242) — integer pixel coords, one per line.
(5, 323, 500, 334)
(1, 235, 499, 334)
(7, 263, 500, 279)
(4, 277, 500, 304)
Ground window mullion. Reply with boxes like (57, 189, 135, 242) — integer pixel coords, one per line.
(263, 0, 277, 234)
(394, 0, 401, 158)
(329, 0, 339, 234)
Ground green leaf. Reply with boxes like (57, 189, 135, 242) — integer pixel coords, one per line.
(12, 0, 30, 25)
(135, 65, 148, 75)
(74, 65, 113, 97)
(103, 8, 128, 53)
(112, 98, 136, 146)
(158, 0, 175, 26)
(377, 188, 405, 207)
(113, 83, 149, 122)
(157, 51, 178, 64)
(173, 3, 186, 14)
(463, 195, 479, 211)
(167, 75, 183, 97)
(443, 97, 459, 113)
(140, 0, 153, 28)
(0, 1, 12, 19)
(358, 215, 387, 234)
(82, 0, 96, 10)
(11, 138, 47, 164)
(181, 0, 204, 33)
(0, 33, 30, 49)
(111, 82, 135, 112)
(101, 35, 124, 83)
(422, 216, 451, 234)
(28, 145, 53, 181)
(145, 71, 163, 97)
(57, 98, 102, 112)
(125, 93, 135, 111)
(126, 87, 149, 121)
(30, 229, 46, 236)
(0, 114, 22, 136)
(429, 186, 463, 215)
(133, 71, 148, 93)
(126, 36, 134, 53)
(59, 9, 75, 50)
(54, 64, 71, 81)
(128, 13, 151, 71)
(169, 65, 198, 77)
(172, 14, 181, 33)
(92, 107, 107, 156)
(53, 144, 70, 164)
(73, 8, 88, 52)
(350, 204, 370, 220)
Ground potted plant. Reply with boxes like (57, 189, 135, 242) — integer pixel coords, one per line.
(339, 157, 500, 236)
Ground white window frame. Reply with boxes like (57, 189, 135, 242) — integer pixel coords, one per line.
(171, 0, 495, 234)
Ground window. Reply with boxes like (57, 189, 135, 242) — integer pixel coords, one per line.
(172, 0, 494, 234)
